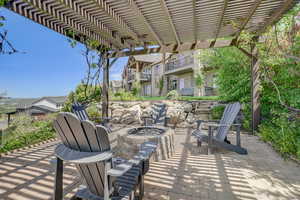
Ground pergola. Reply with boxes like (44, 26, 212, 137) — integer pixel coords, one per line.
(5, 0, 300, 132)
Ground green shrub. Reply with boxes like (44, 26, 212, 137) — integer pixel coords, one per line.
(211, 105, 225, 120)
(259, 115, 300, 159)
(166, 90, 180, 100)
(0, 114, 56, 153)
(111, 89, 137, 101)
(86, 103, 101, 123)
(63, 84, 101, 111)
(131, 81, 141, 96)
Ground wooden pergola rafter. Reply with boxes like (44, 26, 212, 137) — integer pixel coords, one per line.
(7, 0, 299, 55)
(5, 0, 300, 132)
(125, 0, 164, 46)
(158, 0, 181, 44)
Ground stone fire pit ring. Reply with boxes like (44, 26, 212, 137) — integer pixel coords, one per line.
(115, 126, 175, 163)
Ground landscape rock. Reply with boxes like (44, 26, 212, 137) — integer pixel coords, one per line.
(107, 100, 218, 125)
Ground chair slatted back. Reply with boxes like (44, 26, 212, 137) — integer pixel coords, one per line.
(216, 102, 241, 141)
(53, 112, 111, 197)
(151, 103, 167, 124)
(71, 102, 89, 121)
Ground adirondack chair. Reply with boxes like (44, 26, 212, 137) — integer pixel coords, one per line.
(72, 102, 112, 132)
(141, 103, 169, 126)
(192, 102, 247, 155)
(53, 112, 157, 200)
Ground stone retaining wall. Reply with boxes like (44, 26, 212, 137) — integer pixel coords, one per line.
(104, 100, 220, 128)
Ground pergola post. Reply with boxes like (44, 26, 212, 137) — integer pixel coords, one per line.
(102, 54, 109, 118)
(162, 53, 168, 96)
(251, 36, 261, 133)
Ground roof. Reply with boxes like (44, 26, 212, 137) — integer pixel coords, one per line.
(7, 0, 300, 57)
(31, 96, 67, 105)
(19, 105, 59, 114)
(31, 105, 58, 112)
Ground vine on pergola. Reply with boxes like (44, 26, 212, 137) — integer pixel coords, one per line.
(66, 30, 118, 104)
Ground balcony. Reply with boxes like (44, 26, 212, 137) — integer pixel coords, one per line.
(127, 73, 151, 83)
(140, 73, 151, 82)
(165, 55, 194, 75)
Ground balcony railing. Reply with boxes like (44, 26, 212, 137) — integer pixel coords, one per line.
(128, 74, 135, 81)
(128, 73, 151, 82)
(140, 73, 151, 81)
(165, 56, 194, 72)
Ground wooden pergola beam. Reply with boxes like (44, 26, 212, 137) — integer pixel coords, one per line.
(158, 0, 181, 44)
(126, 0, 164, 46)
(108, 39, 234, 58)
(256, 0, 295, 35)
(234, 0, 263, 39)
(192, 0, 197, 42)
(211, 0, 229, 45)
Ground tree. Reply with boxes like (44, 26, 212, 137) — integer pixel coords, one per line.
(0, 0, 20, 55)
(65, 31, 118, 117)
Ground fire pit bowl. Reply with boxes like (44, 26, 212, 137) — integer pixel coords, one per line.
(128, 126, 166, 136)
(114, 126, 175, 163)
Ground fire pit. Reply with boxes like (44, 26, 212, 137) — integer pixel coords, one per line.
(113, 126, 175, 162)
(128, 126, 166, 136)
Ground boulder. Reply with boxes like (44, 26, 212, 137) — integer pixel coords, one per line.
(119, 105, 143, 125)
(183, 103, 193, 113)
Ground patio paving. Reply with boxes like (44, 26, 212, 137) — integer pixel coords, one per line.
(0, 127, 299, 200)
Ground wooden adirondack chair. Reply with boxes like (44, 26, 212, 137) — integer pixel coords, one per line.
(53, 112, 157, 200)
(142, 103, 169, 126)
(192, 102, 247, 155)
(72, 102, 112, 132)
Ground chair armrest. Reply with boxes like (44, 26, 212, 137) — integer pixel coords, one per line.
(101, 117, 111, 122)
(54, 144, 112, 164)
(107, 162, 133, 177)
(196, 120, 220, 129)
(206, 123, 230, 127)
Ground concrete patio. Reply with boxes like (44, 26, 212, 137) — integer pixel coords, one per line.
(0, 128, 299, 200)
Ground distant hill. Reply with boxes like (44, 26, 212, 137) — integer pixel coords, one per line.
(0, 98, 38, 114)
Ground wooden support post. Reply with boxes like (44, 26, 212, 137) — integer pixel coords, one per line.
(54, 157, 63, 200)
(136, 62, 140, 82)
(162, 53, 167, 96)
(251, 36, 261, 133)
(102, 55, 109, 118)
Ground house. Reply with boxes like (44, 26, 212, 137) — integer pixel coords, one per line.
(16, 96, 67, 119)
(122, 54, 167, 96)
(122, 50, 217, 97)
(110, 80, 123, 93)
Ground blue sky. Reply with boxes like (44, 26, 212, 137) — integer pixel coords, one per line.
(0, 8, 128, 98)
